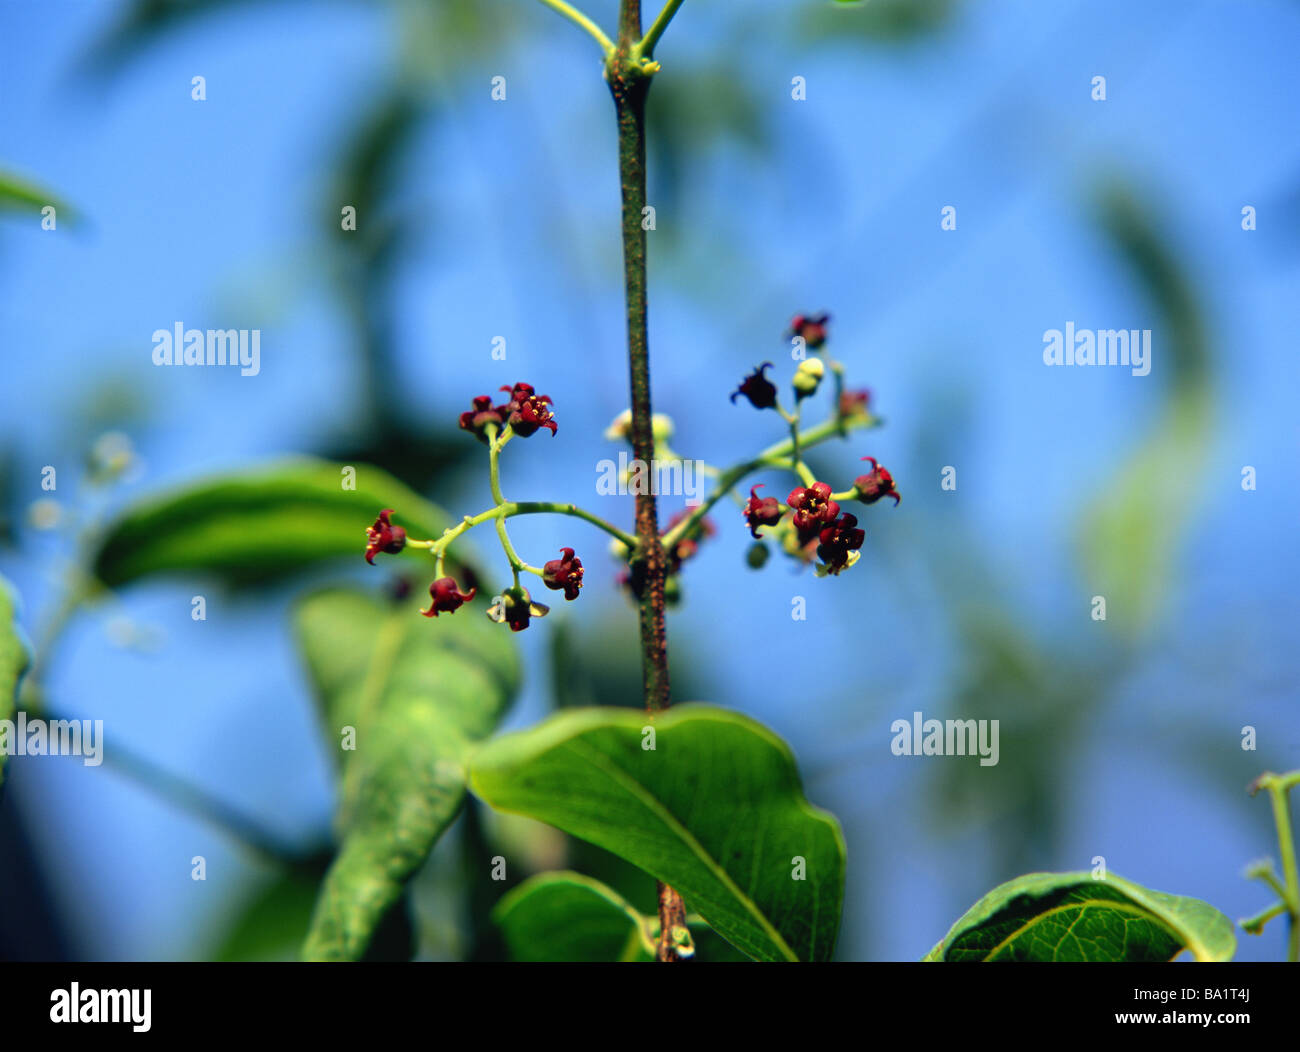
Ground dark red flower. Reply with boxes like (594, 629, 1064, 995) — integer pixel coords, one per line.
(854, 457, 900, 506)
(421, 576, 476, 617)
(817, 513, 865, 574)
(459, 394, 507, 444)
(838, 388, 872, 419)
(364, 509, 407, 564)
(788, 312, 830, 350)
(487, 588, 548, 632)
(543, 547, 584, 601)
(500, 382, 557, 437)
(742, 485, 782, 539)
(787, 482, 840, 536)
(730, 363, 777, 410)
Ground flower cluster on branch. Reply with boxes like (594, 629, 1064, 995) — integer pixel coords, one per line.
(362, 314, 899, 628)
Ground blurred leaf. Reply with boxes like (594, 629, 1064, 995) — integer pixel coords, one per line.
(925, 871, 1236, 962)
(647, 67, 768, 226)
(494, 871, 655, 962)
(1078, 184, 1214, 636)
(803, 0, 958, 43)
(0, 575, 31, 784)
(84, 0, 342, 73)
(213, 865, 323, 962)
(295, 587, 518, 960)
(0, 170, 76, 225)
(550, 615, 712, 711)
(91, 457, 450, 589)
(470, 705, 845, 962)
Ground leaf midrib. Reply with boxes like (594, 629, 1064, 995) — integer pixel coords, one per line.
(561, 736, 800, 962)
(979, 897, 1204, 962)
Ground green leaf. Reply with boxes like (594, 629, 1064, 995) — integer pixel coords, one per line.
(92, 458, 452, 589)
(0, 575, 31, 785)
(1078, 183, 1214, 637)
(494, 871, 656, 962)
(925, 871, 1236, 962)
(295, 587, 518, 961)
(470, 705, 845, 962)
(0, 171, 76, 225)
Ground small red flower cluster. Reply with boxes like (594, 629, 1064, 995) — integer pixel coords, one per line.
(458, 382, 557, 443)
(364, 511, 584, 631)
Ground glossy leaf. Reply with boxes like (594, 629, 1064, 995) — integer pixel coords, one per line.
(470, 705, 845, 962)
(295, 588, 518, 961)
(925, 871, 1236, 962)
(92, 458, 450, 588)
(0, 575, 30, 784)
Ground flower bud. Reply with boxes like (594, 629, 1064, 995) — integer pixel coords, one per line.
(486, 587, 548, 632)
(788, 312, 830, 350)
(742, 485, 782, 539)
(421, 576, 476, 617)
(746, 541, 770, 570)
(730, 363, 778, 410)
(792, 357, 825, 401)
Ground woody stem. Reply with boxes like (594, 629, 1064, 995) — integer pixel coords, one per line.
(609, 0, 687, 963)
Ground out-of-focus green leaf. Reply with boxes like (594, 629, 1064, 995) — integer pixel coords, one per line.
(0, 575, 31, 784)
(213, 867, 322, 962)
(296, 587, 517, 961)
(804, 0, 958, 43)
(1078, 184, 1214, 636)
(925, 871, 1236, 962)
(91, 458, 450, 589)
(0, 171, 76, 225)
(470, 706, 845, 962)
(548, 615, 712, 711)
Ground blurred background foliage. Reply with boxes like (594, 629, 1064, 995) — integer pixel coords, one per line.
(0, 0, 1296, 960)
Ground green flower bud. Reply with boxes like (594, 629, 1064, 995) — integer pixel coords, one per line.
(792, 357, 825, 400)
(746, 541, 770, 569)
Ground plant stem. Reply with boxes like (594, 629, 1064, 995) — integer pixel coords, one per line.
(1263, 775, 1300, 961)
(609, 0, 687, 963)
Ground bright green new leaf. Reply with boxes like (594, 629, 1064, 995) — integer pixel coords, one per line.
(470, 705, 845, 962)
(0, 575, 31, 784)
(925, 871, 1236, 962)
(295, 588, 518, 961)
(92, 458, 451, 588)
